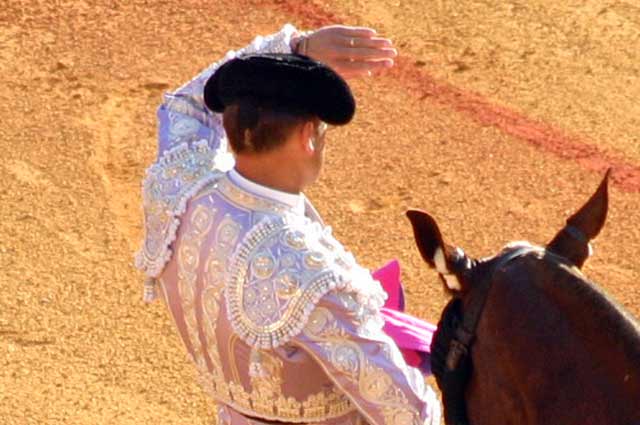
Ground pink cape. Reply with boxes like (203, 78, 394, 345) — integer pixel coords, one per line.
(373, 260, 436, 371)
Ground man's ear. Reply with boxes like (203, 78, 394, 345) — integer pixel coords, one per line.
(300, 120, 317, 154)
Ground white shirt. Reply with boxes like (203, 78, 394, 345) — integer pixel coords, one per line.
(228, 168, 306, 216)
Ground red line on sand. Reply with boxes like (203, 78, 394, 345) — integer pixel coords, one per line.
(392, 59, 640, 193)
(263, 1, 640, 193)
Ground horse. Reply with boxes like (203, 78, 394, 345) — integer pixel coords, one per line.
(406, 170, 640, 425)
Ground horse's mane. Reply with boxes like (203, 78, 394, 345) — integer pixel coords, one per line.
(541, 251, 640, 361)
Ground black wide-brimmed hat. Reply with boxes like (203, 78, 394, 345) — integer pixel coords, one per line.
(203, 53, 355, 125)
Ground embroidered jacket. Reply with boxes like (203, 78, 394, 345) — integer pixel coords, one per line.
(136, 25, 441, 425)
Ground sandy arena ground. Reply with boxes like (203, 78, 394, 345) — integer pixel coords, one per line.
(1, 1, 639, 424)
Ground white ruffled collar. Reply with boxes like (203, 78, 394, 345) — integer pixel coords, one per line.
(228, 168, 306, 215)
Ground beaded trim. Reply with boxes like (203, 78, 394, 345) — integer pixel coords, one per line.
(225, 215, 388, 350)
(135, 140, 225, 278)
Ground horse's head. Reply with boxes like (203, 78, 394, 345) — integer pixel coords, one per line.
(407, 169, 610, 296)
(406, 170, 640, 425)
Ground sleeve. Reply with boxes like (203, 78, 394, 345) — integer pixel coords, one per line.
(291, 291, 442, 425)
(221, 216, 442, 423)
(155, 23, 299, 159)
(136, 25, 299, 282)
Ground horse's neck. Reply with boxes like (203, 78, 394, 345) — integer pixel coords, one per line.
(542, 260, 640, 370)
(470, 257, 640, 425)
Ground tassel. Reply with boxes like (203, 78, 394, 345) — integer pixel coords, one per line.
(249, 348, 267, 378)
(143, 277, 159, 303)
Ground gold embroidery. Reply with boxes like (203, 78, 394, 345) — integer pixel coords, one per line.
(330, 342, 361, 378)
(275, 272, 301, 299)
(226, 217, 353, 350)
(201, 285, 223, 376)
(228, 334, 242, 384)
(202, 213, 242, 386)
(197, 360, 355, 423)
(171, 195, 356, 422)
(216, 176, 295, 214)
(135, 140, 223, 277)
(229, 380, 253, 411)
(249, 348, 283, 390)
(274, 396, 302, 419)
(304, 251, 326, 269)
(250, 348, 285, 416)
(283, 229, 306, 249)
(178, 204, 214, 374)
(303, 307, 423, 425)
(251, 253, 277, 279)
(197, 213, 355, 422)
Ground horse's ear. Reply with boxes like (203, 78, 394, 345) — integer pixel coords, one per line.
(547, 169, 610, 268)
(406, 209, 445, 267)
(406, 209, 463, 291)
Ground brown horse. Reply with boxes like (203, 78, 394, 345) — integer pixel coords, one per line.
(407, 171, 640, 425)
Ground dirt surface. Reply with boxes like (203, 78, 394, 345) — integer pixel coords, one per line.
(1, 1, 638, 424)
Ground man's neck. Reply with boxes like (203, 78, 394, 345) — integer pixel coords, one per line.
(234, 155, 304, 195)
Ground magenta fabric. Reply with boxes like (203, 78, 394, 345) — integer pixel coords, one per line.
(374, 260, 436, 369)
(373, 259, 405, 311)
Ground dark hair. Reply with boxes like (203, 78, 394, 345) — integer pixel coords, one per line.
(222, 99, 313, 154)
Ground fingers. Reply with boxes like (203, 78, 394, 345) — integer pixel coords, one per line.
(334, 59, 394, 78)
(312, 26, 398, 79)
(307, 25, 398, 79)
(338, 35, 393, 49)
(333, 25, 378, 38)
(331, 35, 397, 66)
(335, 46, 397, 61)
